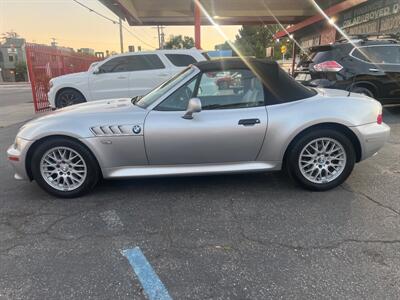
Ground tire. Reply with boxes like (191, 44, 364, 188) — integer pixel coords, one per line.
(286, 129, 356, 191)
(55, 88, 86, 108)
(352, 86, 374, 98)
(31, 138, 99, 198)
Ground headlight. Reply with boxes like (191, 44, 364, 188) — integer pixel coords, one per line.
(14, 137, 22, 150)
(49, 80, 53, 89)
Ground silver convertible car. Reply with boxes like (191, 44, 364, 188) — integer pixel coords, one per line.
(7, 58, 390, 198)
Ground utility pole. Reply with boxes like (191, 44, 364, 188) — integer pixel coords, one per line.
(156, 25, 161, 49)
(50, 37, 57, 47)
(160, 26, 165, 49)
(119, 17, 124, 53)
(153, 25, 165, 49)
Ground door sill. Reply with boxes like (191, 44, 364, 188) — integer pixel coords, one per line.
(103, 161, 281, 178)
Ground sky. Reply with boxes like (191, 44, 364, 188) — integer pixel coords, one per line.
(0, 0, 241, 52)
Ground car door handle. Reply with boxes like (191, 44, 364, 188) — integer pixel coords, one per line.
(117, 76, 127, 79)
(369, 68, 380, 72)
(238, 118, 261, 126)
(158, 73, 169, 77)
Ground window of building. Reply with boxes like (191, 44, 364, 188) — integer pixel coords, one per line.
(8, 55, 14, 62)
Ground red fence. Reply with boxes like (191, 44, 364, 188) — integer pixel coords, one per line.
(25, 43, 100, 112)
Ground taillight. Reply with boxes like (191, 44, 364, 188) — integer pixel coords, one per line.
(313, 61, 343, 72)
(377, 113, 383, 125)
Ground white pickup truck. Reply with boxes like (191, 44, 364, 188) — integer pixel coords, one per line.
(48, 49, 207, 108)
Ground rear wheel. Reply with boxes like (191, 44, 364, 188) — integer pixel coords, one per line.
(55, 89, 86, 108)
(286, 129, 356, 191)
(352, 86, 374, 98)
(31, 138, 99, 198)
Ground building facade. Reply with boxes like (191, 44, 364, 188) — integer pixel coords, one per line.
(277, 0, 400, 50)
(0, 37, 27, 82)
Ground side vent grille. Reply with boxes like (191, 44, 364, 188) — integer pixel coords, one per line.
(90, 124, 139, 136)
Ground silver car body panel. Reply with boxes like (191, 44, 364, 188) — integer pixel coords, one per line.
(144, 106, 268, 165)
(7, 73, 390, 181)
(103, 161, 280, 178)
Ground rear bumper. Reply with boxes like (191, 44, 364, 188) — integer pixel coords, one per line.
(351, 122, 390, 161)
(6, 138, 33, 180)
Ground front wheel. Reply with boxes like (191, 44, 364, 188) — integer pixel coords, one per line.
(55, 89, 86, 108)
(286, 129, 356, 191)
(31, 138, 99, 198)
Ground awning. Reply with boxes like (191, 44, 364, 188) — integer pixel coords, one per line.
(98, 0, 332, 26)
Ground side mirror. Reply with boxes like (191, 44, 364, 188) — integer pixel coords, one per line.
(182, 98, 202, 119)
(93, 66, 101, 74)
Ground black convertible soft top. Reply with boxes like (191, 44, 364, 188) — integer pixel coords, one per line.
(195, 58, 316, 104)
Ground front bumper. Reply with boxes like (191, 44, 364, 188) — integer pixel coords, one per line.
(47, 88, 56, 109)
(351, 122, 391, 161)
(7, 138, 34, 180)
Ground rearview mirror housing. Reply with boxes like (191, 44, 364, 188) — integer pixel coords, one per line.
(182, 98, 202, 119)
(93, 66, 101, 74)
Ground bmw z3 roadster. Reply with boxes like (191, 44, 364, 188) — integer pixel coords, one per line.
(7, 58, 390, 198)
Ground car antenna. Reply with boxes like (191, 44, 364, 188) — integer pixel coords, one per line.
(347, 70, 356, 97)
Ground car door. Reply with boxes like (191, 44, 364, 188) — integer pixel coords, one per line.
(128, 54, 169, 97)
(88, 56, 131, 100)
(351, 45, 400, 99)
(144, 69, 268, 165)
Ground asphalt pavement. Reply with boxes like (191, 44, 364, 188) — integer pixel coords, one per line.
(1, 87, 400, 299)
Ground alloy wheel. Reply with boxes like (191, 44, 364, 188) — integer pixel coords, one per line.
(298, 137, 347, 184)
(40, 147, 87, 191)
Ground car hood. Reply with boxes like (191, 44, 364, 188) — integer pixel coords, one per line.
(17, 98, 148, 140)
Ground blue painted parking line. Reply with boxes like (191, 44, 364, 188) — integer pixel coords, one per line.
(122, 247, 172, 300)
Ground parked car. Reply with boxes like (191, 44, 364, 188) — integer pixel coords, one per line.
(294, 36, 400, 104)
(48, 49, 207, 108)
(8, 58, 389, 198)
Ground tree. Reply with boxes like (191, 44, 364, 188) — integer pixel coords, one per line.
(234, 25, 280, 58)
(214, 41, 232, 51)
(15, 61, 27, 82)
(164, 35, 194, 49)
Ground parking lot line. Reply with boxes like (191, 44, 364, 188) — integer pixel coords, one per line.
(122, 247, 172, 300)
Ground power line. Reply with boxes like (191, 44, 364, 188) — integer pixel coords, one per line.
(71, 0, 157, 49)
(71, 0, 118, 24)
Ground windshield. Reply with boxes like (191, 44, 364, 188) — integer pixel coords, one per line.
(134, 67, 197, 108)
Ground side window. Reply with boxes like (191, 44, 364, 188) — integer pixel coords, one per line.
(352, 46, 400, 64)
(99, 57, 131, 73)
(99, 55, 165, 73)
(197, 69, 265, 110)
(127, 54, 165, 71)
(155, 76, 198, 111)
(165, 54, 197, 67)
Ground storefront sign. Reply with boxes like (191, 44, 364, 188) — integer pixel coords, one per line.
(337, 0, 400, 36)
(299, 35, 320, 48)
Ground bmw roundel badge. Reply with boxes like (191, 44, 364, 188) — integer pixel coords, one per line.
(132, 125, 141, 134)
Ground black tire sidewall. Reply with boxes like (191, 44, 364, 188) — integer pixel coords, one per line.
(352, 86, 374, 98)
(31, 138, 99, 198)
(287, 129, 356, 191)
(56, 89, 85, 108)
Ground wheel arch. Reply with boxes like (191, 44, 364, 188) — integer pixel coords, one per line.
(351, 80, 379, 97)
(25, 135, 102, 181)
(282, 122, 362, 167)
(55, 87, 87, 107)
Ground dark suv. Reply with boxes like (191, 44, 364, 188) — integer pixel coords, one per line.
(295, 36, 400, 104)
